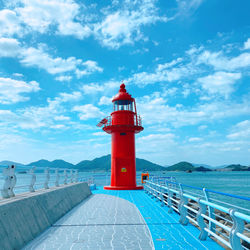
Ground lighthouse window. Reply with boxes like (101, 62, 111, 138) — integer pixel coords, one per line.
(114, 100, 133, 111)
(120, 133, 126, 135)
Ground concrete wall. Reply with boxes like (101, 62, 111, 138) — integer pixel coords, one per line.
(0, 182, 91, 250)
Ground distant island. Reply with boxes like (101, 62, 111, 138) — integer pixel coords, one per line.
(0, 156, 249, 172)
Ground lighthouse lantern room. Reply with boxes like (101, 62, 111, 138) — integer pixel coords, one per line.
(98, 84, 143, 190)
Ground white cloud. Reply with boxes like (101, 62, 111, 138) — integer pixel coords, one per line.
(128, 58, 196, 86)
(0, 110, 19, 122)
(15, 0, 91, 39)
(20, 46, 80, 74)
(137, 133, 176, 156)
(227, 120, 250, 140)
(197, 50, 250, 71)
(55, 91, 82, 103)
(137, 93, 250, 127)
(98, 96, 112, 106)
(82, 83, 104, 94)
(198, 125, 207, 130)
(55, 75, 72, 82)
(157, 57, 183, 71)
(0, 38, 21, 57)
(188, 137, 202, 142)
(76, 60, 103, 78)
(182, 88, 191, 98)
(186, 45, 204, 56)
(72, 104, 104, 120)
(118, 66, 126, 72)
(81, 81, 119, 95)
(243, 38, 250, 50)
(93, 0, 167, 48)
(54, 115, 70, 121)
(18, 45, 102, 77)
(0, 77, 40, 104)
(13, 73, 24, 77)
(1, 91, 82, 129)
(0, 40, 102, 78)
(138, 133, 175, 143)
(197, 71, 241, 98)
(0, 9, 21, 37)
(92, 132, 106, 136)
(176, 0, 204, 17)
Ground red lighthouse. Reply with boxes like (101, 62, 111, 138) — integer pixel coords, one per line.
(99, 84, 143, 190)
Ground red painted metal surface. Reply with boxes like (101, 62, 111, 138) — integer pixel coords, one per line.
(101, 84, 143, 190)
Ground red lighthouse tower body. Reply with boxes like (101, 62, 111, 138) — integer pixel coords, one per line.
(102, 84, 143, 190)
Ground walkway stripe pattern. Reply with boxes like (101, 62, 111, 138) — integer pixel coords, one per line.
(23, 187, 223, 250)
(93, 188, 224, 250)
(23, 194, 154, 250)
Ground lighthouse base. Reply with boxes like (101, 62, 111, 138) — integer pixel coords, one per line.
(104, 185, 143, 190)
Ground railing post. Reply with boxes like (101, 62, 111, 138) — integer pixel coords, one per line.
(178, 184, 189, 225)
(148, 182, 151, 195)
(152, 182, 157, 199)
(203, 188, 215, 233)
(1, 165, 16, 198)
(70, 170, 73, 183)
(64, 169, 68, 184)
(44, 167, 50, 189)
(160, 185, 164, 207)
(55, 169, 59, 187)
(197, 198, 208, 240)
(149, 182, 154, 197)
(144, 181, 148, 193)
(167, 188, 173, 213)
(75, 170, 78, 183)
(155, 184, 159, 202)
(229, 209, 244, 250)
(29, 167, 36, 192)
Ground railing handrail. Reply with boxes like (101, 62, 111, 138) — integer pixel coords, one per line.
(144, 178, 250, 250)
(0, 165, 79, 199)
(103, 113, 142, 127)
(151, 177, 250, 202)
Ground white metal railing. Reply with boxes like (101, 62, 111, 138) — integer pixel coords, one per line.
(0, 165, 79, 199)
(144, 178, 250, 250)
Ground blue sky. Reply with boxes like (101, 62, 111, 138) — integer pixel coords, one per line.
(0, 0, 250, 166)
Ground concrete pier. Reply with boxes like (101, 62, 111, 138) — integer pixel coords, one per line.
(22, 188, 223, 250)
(23, 194, 154, 250)
(0, 182, 91, 250)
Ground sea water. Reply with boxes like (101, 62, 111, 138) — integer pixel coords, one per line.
(0, 170, 249, 211)
(150, 171, 250, 212)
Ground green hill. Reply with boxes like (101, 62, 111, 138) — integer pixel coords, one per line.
(76, 155, 165, 172)
(224, 164, 249, 171)
(136, 157, 165, 171)
(195, 166, 212, 172)
(28, 159, 51, 167)
(50, 160, 75, 168)
(0, 160, 24, 166)
(28, 159, 74, 169)
(76, 155, 111, 171)
(166, 161, 195, 171)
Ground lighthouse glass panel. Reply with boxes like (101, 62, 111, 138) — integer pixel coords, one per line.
(114, 100, 133, 111)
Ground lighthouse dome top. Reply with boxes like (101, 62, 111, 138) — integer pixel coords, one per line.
(112, 84, 134, 103)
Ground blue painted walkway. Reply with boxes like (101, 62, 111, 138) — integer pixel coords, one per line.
(23, 187, 224, 249)
(93, 187, 223, 250)
(23, 193, 154, 250)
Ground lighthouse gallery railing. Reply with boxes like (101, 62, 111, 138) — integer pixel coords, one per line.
(144, 178, 250, 250)
(103, 114, 142, 127)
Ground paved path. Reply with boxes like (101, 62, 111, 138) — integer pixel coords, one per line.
(23, 194, 154, 250)
(23, 187, 223, 250)
(93, 188, 224, 250)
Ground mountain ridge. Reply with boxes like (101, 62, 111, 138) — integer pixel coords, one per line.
(0, 157, 249, 172)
